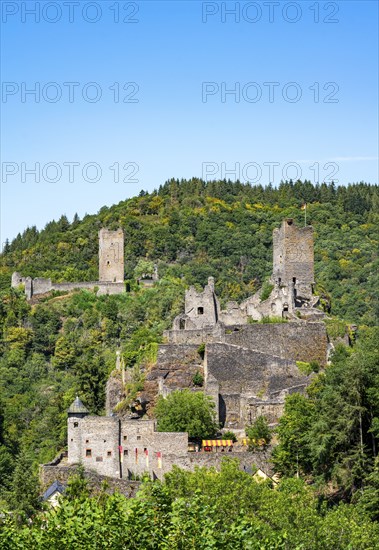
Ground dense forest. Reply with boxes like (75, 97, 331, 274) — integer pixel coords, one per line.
(0, 179, 378, 546)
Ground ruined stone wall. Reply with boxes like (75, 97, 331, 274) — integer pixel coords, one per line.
(40, 464, 140, 497)
(224, 323, 328, 366)
(99, 228, 124, 283)
(164, 327, 219, 345)
(179, 277, 220, 329)
(13, 278, 125, 300)
(219, 302, 248, 325)
(204, 341, 311, 429)
(205, 343, 307, 394)
(106, 373, 124, 415)
(159, 450, 274, 478)
(146, 344, 202, 388)
(33, 277, 53, 295)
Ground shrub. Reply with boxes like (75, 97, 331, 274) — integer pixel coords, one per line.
(155, 389, 218, 439)
(192, 371, 204, 387)
(259, 316, 287, 324)
(260, 281, 274, 302)
(222, 431, 238, 442)
(246, 416, 272, 449)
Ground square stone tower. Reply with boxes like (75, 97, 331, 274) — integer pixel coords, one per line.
(272, 219, 314, 301)
(99, 228, 124, 283)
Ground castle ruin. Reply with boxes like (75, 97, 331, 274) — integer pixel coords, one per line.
(12, 228, 126, 300)
(42, 219, 329, 483)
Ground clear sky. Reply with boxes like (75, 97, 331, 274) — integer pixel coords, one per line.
(1, 0, 378, 243)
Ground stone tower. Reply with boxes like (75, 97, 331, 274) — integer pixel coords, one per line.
(67, 396, 89, 465)
(98, 228, 124, 283)
(272, 219, 314, 302)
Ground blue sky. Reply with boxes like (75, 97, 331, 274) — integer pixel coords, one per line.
(1, 0, 378, 243)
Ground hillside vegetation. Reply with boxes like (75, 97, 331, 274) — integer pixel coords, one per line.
(1, 179, 378, 324)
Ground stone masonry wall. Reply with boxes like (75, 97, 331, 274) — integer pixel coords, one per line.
(224, 322, 328, 366)
(40, 464, 140, 497)
(205, 343, 309, 396)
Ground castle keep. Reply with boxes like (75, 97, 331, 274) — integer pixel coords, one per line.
(12, 228, 126, 299)
(99, 228, 124, 283)
(43, 219, 329, 483)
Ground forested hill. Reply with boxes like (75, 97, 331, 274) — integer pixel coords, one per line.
(1, 179, 378, 325)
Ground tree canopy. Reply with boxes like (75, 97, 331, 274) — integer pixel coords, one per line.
(155, 389, 218, 439)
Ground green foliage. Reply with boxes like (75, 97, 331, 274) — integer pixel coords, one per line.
(272, 393, 315, 477)
(274, 328, 379, 499)
(6, 450, 41, 521)
(155, 389, 218, 439)
(325, 318, 348, 339)
(0, 279, 186, 508)
(1, 180, 378, 324)
(296, 361, 312, 375)
(259, 315, 288, 323)
(115, 365, 145, 414)
(222, 430, 238, 442)
(192, 371, 204, 387)
(2, 459, 379, 548)
(260, 281, 274, 301)
(197, 342, 206, 356)
(246, 416, 272, 448)
(133, 259, 155, 280)
(63, 464, 90, 503)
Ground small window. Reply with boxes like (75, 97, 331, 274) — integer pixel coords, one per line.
(123, 449, 128, 456)
(86, 439, 89, 443)
(74, 422, 78, 428)
(197, 307, 204, 315)
(123, 435, 127, 441)
(70, 438, 73, 442)
(144, 447, 147, 452)
(107, 451, 112, 457)
(86, 449, 92, 457)
(179, 319, 185, 330)
(137, 435, 141, 441)
(103, 439, 106, 443)
(293, 277, 296, 284)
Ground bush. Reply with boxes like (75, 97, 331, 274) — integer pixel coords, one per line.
(155, 389, 218, 439)
(260, 281, 274, 302)
(192, 371, 204, 387)
(246, 416, 272, 449)
(222, 431, 238, 442)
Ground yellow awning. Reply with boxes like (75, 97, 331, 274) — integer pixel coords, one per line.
(202, 440, 233, 447)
